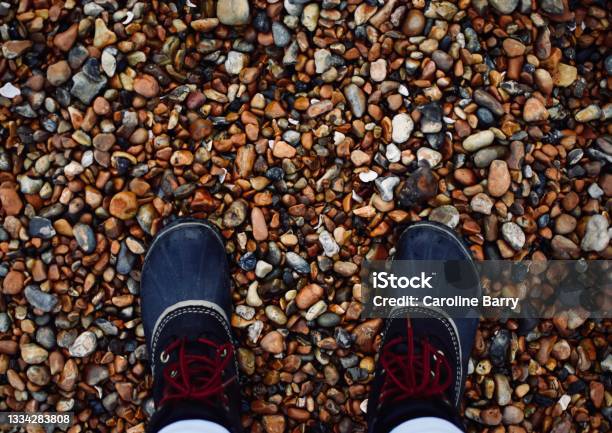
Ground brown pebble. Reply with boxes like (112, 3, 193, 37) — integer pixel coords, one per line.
(554, 214, 577, 235)
(295, 284, 324, 309)
(190, 118, 213, 141)
(503, 38, 526, 57)
(402, 9, 425, 36)
(262, 415, 286, 433)
(133, 74, 160, 98)
(93, 97, 111, 116)
(2, 270, 24, 295)
(523, 97, 549, 123)
(260, 331, 284, 354)
(589, 381, 604, 408)
(109, 191, 138, 220)
(480, 407, 502, 426)
(251, 207, 268, 241)
(53, 24, 78, 51)
(272, 141, 296, 158)
(487, 160, 511, 197)
(0, 185, 23, 216)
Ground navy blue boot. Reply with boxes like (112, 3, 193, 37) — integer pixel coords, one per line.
(367, 222, 480, 432)
(142, 219, 242, 433)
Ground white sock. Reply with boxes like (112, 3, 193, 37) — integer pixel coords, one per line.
(157, 419, 232, 433)
(389, 417, 464, 433)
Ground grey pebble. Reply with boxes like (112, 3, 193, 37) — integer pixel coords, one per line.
(344, 83, 366, 118)
(474, 89, 504, 116)
(71, 61, 108, 104)
(285, 251, 310, 274)
(0, 312, 11, 332)
(272, 22, 291, 47)
(57, 329, 78, 348)
(85, 365, 110, 386)
(19, 175, 43, 194)
(73, 223, 97, 253)
(69, 331, 98, 357)
(28, 217, 56, 239)
(375, 176, 400, 202)
(102, 392, 119, 411)
(474, 146, 507, 168)
(540, 0, 564, 14)
(117, 241, 136, 275)
(317, 312, 341, 328)
(25, 285, 59, 312)
(35, 326, 56, 350)
(94, 318, 119, 336)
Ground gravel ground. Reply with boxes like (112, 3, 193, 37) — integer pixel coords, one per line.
(0, 0, 611, 432)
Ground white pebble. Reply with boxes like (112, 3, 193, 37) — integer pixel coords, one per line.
(359, 170, 378, 183)
(0, 82, 20, 98)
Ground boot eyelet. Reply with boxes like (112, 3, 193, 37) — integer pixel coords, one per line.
(220, 348, 228, 358)
(160, 351, 169, 363)
(170, 369, 178, 378)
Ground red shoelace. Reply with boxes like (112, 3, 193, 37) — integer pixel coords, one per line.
(380, 321, 452, 403)
(159, 337, 235, 406)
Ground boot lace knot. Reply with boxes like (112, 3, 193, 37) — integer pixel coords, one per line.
(159, 337, 235, 406)
(380, 321, 452, 403)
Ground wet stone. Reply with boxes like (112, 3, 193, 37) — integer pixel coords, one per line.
(239, 252, 257, 271)
(334, 261, 358, 277)
(47, 60, 71, 86)
(85, 365, 110, 386)
(575, 105, 602, 123)
(255, 261, 273, 278)
(133, 75, 160, 98)
(523, 97, 549, 123)
(317, 312, 340, 328)
(19, 176, 43, 194)
(0, 186, 23, 216)
(370, 59, 387, 82)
